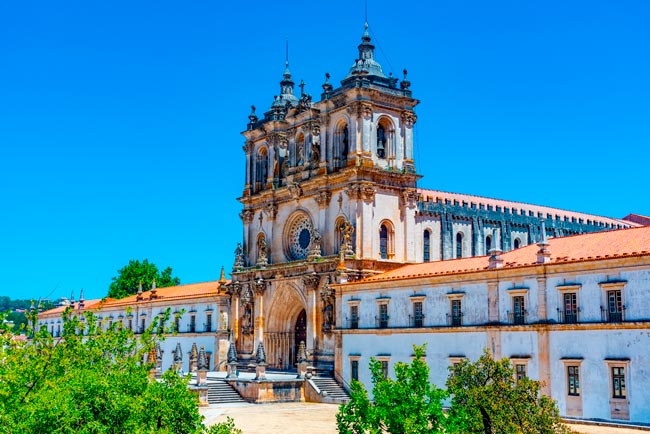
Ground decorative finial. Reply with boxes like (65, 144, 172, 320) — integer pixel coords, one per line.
(219, 266, 227, 284)
(151, 279, 156, 290)
(190, 342, 198, 362)
(322, 72, 333, 93)
(173, 343, 183, 363)
(79, 289, 84, 302)
(299, 79, 306, 97)
(400, 68, 411, 90)
(227, 341, 238, 363)
(137, 281, 143, 294)
(537, 219, 552, 264)
(197, 346, 209, 370)
(255, 341, 267, 364)
(70, 290, 75, 304)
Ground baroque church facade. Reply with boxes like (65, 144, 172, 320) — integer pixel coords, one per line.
(38, 25, 649, 424)
(229, 25, 636, 372)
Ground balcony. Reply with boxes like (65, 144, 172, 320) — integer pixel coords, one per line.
(601, 307, 626, 323)
(508, 310, 528, 325)
(375, 316, 390, 329)
(446, 312, 463, 327)
(409, 314, 425, 328)
(557, 309, 580, 324)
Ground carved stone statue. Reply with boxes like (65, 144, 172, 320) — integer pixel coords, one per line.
(307, 227, 322, 260)
(256, 237, 268, 267)
(341, 219, 355, 256)
(234, 242, 245, 270)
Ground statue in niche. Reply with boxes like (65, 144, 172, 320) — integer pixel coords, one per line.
(241, 303, 253, 335)
(297, 142, 305, 166)
(219, 311, 228, 330)
(341, 219, 355, 256)
(322, 302, 334, 332)
(257, 237, 268, 266)
(311, 142, 320, 166)
(308, 227, 322, 260)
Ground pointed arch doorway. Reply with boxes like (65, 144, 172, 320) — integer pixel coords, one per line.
(294, 309, 306, 365)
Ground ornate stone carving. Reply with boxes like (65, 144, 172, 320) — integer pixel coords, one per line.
(302, 273, 320, 291)
(314, 191, 331, 208)
(242, 140, 254, 154)
(401, 190, 419, 209)
(240, 209, 254, 224)
(197, 346, 209, 370)
(173, 343, 183, 363)
(345, 184, 376, 202)
(320, 276, 335, 304)
(229, 281, 242, 297)
(331, 95, 346, 109)
(288, 182, 303, 199)
(264, 203, 278, 220)
(253, 278, 267, 295)
(321, 277, 335, 334)
(241, 289, 254, 336)
(255, 341, 267, 365)
(401, 110, 417, 128)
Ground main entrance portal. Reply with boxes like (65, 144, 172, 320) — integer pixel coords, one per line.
(294, 309, 306, 365)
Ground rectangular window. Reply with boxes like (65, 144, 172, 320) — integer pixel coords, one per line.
(206, 313, 212, 332)
(564, 293, 578, 324)
(607, 290, 623, 322)
(413, 302, 423, 328)
(513, 296, 526, 325)
(190, 315, 196, 333)
(567, 365, 580, 396)
(515, 364, 526, 382)
(174, 316, 180, 333)
(381, 360, 389, 379)
(423, 231, 430, 262)
(612, 367, 626, 398)
(140, 318, 146, 333)
(350, 305, 359, 329)
(351, 360, 359, 381)
(451, 299, 462, 326)
(159, 317, 164, 330)
(379, 304, 389, 328)
(56, 324, 60, 337)
(128, 318, 133, 331)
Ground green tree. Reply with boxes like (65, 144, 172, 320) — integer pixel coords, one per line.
(108, 259, 181, 299)
(0, 309, 239, 433)
(337, 344, 447, 434)
(446, 350, 572, 434)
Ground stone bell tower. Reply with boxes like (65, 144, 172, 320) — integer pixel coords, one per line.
(230, 24, 420, 372)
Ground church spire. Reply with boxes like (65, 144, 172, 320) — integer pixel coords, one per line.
(346, 22, 385, 79)
(271, 42, 299, 109)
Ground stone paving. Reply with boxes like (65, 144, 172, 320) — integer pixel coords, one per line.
(200, 402, 649, 434)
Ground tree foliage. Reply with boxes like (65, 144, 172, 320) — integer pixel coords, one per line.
(337, 346, 571, 434)
(0, 309, 238, 433)
(446, 350, 572, 434)
(337, 345, 447, 434)
(108, 259, 180, 299)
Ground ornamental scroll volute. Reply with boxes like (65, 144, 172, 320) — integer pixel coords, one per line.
(320, 276, 336, 334)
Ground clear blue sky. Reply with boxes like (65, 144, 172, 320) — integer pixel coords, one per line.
(1, 1, 649, 301)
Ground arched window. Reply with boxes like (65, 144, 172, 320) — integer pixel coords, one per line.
(423, 230, 431, 262)
(456, 232, 463, 259)
(379, 221, 395, 260)
(334, 122, 349, 170)
(295, 133, 305, 166)
(255, 148, 268, 192)
(377, 124, 386, 159)
(380, 225, 388, 259)
(513, 238, 521, 249)
(485, 235, 492, 255)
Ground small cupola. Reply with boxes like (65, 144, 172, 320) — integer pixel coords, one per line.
(347, 23, 385, 79)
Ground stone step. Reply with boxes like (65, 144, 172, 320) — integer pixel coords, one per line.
(206, 381, 246, 404)
(311, 377, 349, 402)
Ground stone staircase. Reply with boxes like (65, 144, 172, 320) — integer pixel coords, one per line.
(310, 376, 350, 403)
(207, 380, 246, 404)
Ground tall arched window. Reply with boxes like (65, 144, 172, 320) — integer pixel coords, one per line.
(513, 238, 521, 249)
(485, 235, 492, 255)
(423, 230, 431, 262)
(334, 122, 349, 170)
(377, 124, 386, 159)
(255, 148, 268, 192)
(380, 224, 388, 259)
(456, 232, 463, 259)
(295, 133, 305, 166)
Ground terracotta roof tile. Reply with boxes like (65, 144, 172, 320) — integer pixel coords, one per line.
(39, 298, 106, 317)
(359, 226, 650, 283)
(418, 188, 638, 228)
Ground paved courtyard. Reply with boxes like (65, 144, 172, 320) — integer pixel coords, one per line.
(201, 402, 649, 434)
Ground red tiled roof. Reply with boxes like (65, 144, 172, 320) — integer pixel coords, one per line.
(102, 280, 226, 308)
(358, 226, 650, 283)
(40, 298, 106, 317)
(623, 214, 650, 226)
(418, 188, 638, 228)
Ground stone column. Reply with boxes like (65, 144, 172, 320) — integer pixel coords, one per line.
(253, 279, 267, 349)
(303, 273, 321, 358)
(243, 140, 253, 193)
(230, 283, 242, 345)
